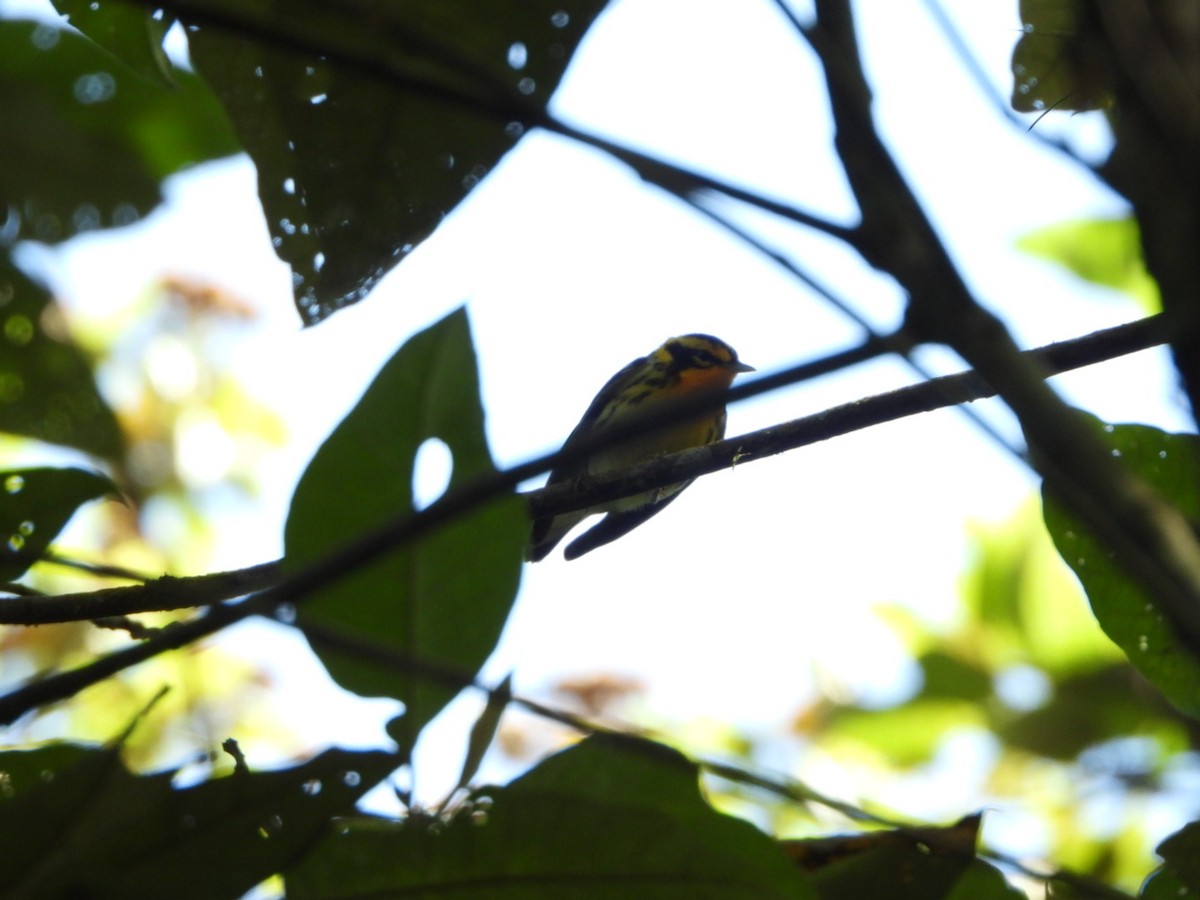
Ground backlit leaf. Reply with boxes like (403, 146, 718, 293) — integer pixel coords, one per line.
(1042, 416, 1200, 717)
(284, 308, 524, 756)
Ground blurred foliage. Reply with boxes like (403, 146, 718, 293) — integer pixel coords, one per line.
(0, 18, 237, 246)
(1143, 822, 1200, 898)
(0, 262, 123, 459)
(0, 466, 116, 580)
(1017, 218, 1162, 315)
(0, 272, 293, 769)
(797, 503, 1198, 891)
(498, 504, 1194, 895)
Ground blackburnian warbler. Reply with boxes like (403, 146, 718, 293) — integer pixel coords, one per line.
(527, 334, 754, 561)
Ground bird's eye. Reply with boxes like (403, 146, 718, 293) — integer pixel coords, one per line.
(693, 350, 716, 366)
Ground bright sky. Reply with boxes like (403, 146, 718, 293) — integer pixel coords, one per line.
(6, 0, 1194, 843)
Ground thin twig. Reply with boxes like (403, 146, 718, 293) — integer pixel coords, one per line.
(42, 553, 154, 583)
(685, 195, 1026, 461)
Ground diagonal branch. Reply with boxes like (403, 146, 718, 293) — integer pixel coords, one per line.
(0, 314, 1169, 631)
(530, 314, 1170, 519)
(807, 0, 1200, 659)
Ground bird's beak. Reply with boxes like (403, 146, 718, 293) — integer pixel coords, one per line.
(732, 361, 755, 373)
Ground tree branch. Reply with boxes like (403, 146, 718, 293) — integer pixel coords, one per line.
(0, 315, 1168, 633)
(0, 562, 280, 626)
(808, 0, 1200, 659)
(530, 314, 1170, 519)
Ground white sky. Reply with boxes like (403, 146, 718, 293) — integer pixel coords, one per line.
(6, 0, 1195, 847)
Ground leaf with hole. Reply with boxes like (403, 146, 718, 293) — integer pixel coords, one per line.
(284, 308, 525, 758)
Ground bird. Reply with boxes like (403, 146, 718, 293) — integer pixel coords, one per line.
(527, 333, 754, 561)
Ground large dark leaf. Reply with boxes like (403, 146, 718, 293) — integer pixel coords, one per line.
(0, 741, 399, 899)
(286, 734, 817, 898)
(0, 260, 122, 460)
(0, 19, 238, 244)
(1042, 417, 1200, 717)
(284, 308, 525, 757)
(182, 0, 609, 323)
(0, 466, 117, 581)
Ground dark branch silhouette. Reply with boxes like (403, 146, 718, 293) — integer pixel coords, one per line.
(807, 0, 1200, 659)
(0, 314, 1169, 637)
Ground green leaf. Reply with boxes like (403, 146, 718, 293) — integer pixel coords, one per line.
(51, 0, 177, 85)
(1016, 217, 1160, 314)
(0, 260, 123, 460)
(824, 699, 984, 767)
(0, 19, 238, 244)
(998, 664, 1186, 760)
(1011, 0, 1112, 113)
(919, 651, 993, 702)
(184, 0, 609, 323)
(1149, 821, 1200, 895)
(0, 466, 117, 580)
(285, 734, 817, 899)
(1042, 416, 1200, 717)
(0, 741, 399, 899)
(802, 820, 1023, 900)
(1141, 867, 1190, 900)
(284, 308, 525, 755)
(959, 502, 1120, 677)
